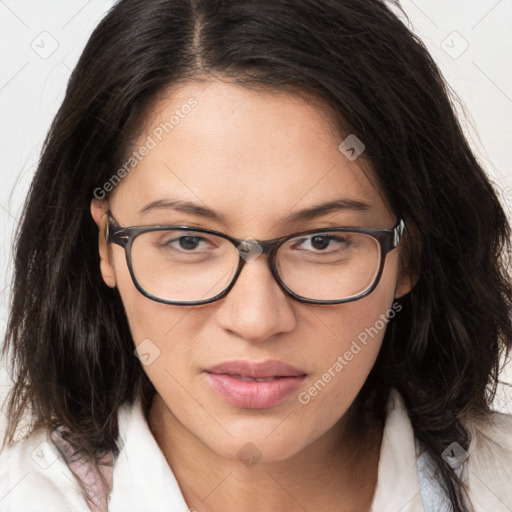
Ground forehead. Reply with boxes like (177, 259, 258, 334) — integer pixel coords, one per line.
(109, 80, 391, 233)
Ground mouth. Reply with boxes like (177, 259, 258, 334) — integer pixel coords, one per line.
(204, 360, 307, 409)
(224, 375, 286, 382)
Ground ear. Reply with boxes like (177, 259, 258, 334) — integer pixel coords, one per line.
(90, 198, 117, 288)
(394, 269, 418, 299)
(394, 221, 420, 300)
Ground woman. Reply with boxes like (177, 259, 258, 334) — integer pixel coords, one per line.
(1, 0, 511, 511)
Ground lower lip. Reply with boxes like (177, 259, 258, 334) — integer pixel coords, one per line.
(205, 373, 307, 409)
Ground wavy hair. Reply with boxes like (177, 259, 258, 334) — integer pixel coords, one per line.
(2, 0, 511, 510)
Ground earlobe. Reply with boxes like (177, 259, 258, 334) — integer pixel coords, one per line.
(395, 270, 419, 299)
(90, 198, 117, 288)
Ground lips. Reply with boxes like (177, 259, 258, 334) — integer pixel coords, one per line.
(204, 360, 307, 409)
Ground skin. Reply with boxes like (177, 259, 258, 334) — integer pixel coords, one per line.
(91, 80, 414, 512)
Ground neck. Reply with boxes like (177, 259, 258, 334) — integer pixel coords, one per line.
(147, 393, 383, 512)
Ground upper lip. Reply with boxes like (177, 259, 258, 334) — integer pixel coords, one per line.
(205, 360, 307, 378)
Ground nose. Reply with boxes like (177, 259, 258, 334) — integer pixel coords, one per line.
(215, 254, 297, 342)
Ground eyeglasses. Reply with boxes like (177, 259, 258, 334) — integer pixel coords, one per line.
(105, 211, 406, 306)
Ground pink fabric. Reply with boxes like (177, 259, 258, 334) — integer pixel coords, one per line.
(50, 426, 114, 512)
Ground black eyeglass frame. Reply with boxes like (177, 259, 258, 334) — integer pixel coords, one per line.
(105, 211, 406, 306)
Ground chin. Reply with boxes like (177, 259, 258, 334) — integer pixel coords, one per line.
(203, 426, 308, 465)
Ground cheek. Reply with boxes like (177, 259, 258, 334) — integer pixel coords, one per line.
(297, 255, 400, 432)
(111, 249, 203, 377)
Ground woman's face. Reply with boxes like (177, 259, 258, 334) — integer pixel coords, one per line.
(91, 80, 412, 462)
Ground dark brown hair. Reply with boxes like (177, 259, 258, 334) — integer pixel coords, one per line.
(2, 0, 511, 510)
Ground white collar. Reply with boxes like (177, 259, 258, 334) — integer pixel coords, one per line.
(369, 388, 425, 511)
(108, 399, 190, 512)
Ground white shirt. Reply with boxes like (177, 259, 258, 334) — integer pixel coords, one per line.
(1, 388, 511, 511)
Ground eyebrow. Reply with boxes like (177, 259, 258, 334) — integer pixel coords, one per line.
(138, 197, 371, 224)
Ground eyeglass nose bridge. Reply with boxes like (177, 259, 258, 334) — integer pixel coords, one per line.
(234, 236, 281, 262)
(222, 237, 291, 302)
